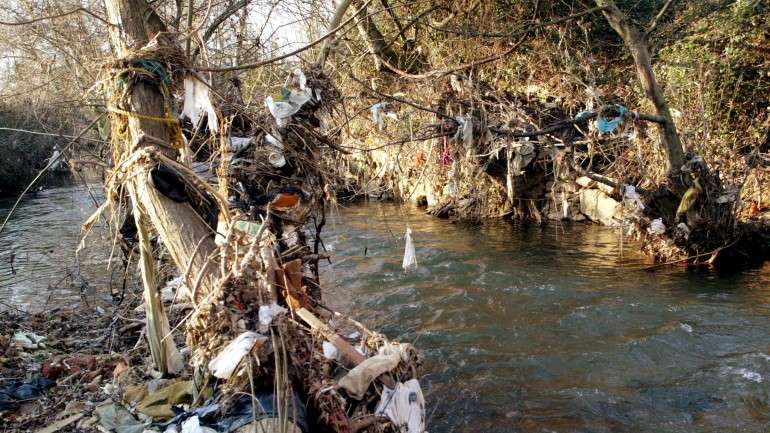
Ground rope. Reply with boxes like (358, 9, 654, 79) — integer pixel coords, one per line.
(107, 107, 179, 125)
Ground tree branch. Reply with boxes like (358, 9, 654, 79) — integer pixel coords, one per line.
(195, 0, 372, 72)
(0, 7, 112, 26)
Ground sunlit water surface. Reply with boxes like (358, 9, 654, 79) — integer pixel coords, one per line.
(3, 185, 770, 432)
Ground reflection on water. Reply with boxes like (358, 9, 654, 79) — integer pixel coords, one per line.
(3, 186, 770, 432)
(0, 182, 113, 309)
(320, 203, 770, 433)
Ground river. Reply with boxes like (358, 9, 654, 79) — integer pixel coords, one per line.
(2, 184, 770, 432)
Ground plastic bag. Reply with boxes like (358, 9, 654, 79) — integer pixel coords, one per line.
(402, 227, 418, 272)
(374, 379, 425, 433)
(623, 184, 645, 210)
(596, 104, 627, 134)
(264, 88, 311, 128)
(371, 103, 387, 131)
(182, 76, 218, 133)
(258, 303, 287, 333)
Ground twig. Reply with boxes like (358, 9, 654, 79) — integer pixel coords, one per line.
(194, 0, 373, 72)
(0, 7, 112, 26)
(348, 73, 456, 122)
(646, 0, 676, 36)
(375, 6, 608, 79)
(0, 127, 108, 143)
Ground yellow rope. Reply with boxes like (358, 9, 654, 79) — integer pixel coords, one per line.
(108, 106, 180, 125)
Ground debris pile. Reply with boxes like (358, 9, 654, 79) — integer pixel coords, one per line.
(346, 74, 770, 266)
(65, 33, 426, 433)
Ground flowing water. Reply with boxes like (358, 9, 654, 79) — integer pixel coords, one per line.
(3, 185, 770, 432)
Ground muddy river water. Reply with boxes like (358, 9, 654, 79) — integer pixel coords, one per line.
(3, 184, 770, 432)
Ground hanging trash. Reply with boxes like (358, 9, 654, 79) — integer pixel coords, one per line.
(596, 104, 627, 134)
(441, 135, 453, 167)
(265, 71, 313, 128)
(623, 184, 645, 210)
(370, 102, 387, 131)
(511, 142, 535, 175)
(402, 227, 418, 272)
(182, 75, 218, 133)
(374, 379, 426, 433)
(454, 116, 474, 148)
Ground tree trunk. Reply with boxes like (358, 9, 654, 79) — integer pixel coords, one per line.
(352, 0, 401, 72)
(595, 0, 685, 177)
(315, 0, 355, 68)
(104, 0, 220, 374)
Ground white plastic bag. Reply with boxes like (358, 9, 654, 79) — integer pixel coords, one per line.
(265, 89, 311, 128)
(623, 184, 645, 210)
(182, 76, 218, 133)
(402, 227, 417, 272)
(371, 103, 387, 131)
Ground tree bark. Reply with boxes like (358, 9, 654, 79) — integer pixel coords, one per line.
(595, 0, 685, 176)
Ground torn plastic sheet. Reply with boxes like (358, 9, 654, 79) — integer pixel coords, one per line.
(167, 393, 307, 433)
(402, 227, 418, 272)
(228, 137, 252, 154)
(338, 345, 404, 400)
(623, 184, 645, 210)
(322, 341, 339, 361)
(96, 402, 148, 433)
(12, 331, 47, 349)
(649, 218, 666, 235)
(180, 416, 217, 433)
(208, 332, 268, 379)
(182, 76, 218, 133)
(370, 102, 387, 131)
(454, 116, 473, 147)
(596, 104, 627, 134)
(258, 303, 287, 333)
(265, 80, 312, 128)
(0, 377, 55, 411)
(375, 379, 426, 433)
